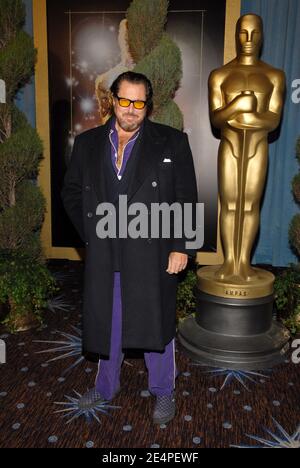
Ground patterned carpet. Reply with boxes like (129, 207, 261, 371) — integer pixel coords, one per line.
(0, 260, 299, 449)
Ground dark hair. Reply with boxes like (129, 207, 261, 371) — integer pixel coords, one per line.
(110, 71, 153, 114)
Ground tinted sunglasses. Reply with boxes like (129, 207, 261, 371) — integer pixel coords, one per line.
(116, 96, 147, 110)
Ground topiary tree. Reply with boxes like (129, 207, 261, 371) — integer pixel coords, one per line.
(289, 137, 300, 256)
(275, 136, 300, 336)
(126, 0, 183, 129)
(0, 0, 56, 331)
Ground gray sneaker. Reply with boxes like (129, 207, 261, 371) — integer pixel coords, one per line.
(79, 387, 119, 410)
(153, 392, 176, 424)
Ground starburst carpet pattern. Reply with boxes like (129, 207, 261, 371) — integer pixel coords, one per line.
(0, 260, 299, 448)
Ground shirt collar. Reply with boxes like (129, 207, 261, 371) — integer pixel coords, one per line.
(109, 116, 144, 142)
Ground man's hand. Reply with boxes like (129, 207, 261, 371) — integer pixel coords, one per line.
(166, 252, 188, 274)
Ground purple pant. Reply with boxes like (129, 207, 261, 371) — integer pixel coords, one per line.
(95, 272, 178, 400)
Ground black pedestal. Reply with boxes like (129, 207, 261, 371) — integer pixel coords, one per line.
(177, 290, 290, 370)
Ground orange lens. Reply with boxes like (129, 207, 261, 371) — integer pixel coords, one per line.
(119, 98, 131, 107)
(133, 101, 145, 109)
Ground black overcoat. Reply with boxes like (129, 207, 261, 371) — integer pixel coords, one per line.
(61, 117, 198, 356)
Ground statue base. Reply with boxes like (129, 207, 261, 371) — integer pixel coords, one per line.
(178, 289, 290, 370)
(197, 265, 275, 299)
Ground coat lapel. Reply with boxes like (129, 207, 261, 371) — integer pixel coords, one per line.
(88, 117, 167, 203)
(127, 118, 166, 203)
(89, 119, 111, 203)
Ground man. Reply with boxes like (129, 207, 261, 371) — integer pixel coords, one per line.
(61, 71, 198, 424)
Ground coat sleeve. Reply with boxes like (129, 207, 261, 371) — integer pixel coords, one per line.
(61, 135, 85, 242)
(172, 132, 199, 258)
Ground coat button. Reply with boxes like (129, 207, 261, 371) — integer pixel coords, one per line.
(147, 238, 152, 244)
(85, 185, 91, 191)
(85, 241, 89, 246)
(152, 181, 157, 187)
(87, 212, 93, 218)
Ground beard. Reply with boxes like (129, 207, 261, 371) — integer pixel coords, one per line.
(116, 113, 143, 132)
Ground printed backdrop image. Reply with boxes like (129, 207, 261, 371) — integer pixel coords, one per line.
(46, 0, 226, 251)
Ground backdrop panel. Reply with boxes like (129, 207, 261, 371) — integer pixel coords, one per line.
(34, 0, 241, 260)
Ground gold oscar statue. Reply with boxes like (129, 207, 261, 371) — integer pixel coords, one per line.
(199, 13, 286, 299)
(178, 14, 289, 370)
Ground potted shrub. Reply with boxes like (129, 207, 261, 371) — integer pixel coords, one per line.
(275, 136, 300, 336)
(176, 264, 199, 324)
(0, 250, 58, 332)
(274, 266, 300, 336)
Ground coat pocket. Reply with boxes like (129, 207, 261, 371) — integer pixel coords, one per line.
(158, 160, 174, 171)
